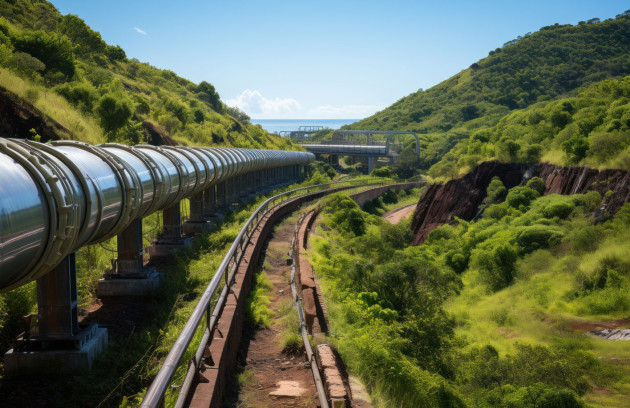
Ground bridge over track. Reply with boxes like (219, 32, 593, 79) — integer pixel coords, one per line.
(278, 125, 325, 138)
(0, 137, 313, 371)
(301, 130, 421, 173)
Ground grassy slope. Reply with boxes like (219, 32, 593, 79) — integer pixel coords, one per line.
(340, 12, 630, 174)
(310, 186, 630, 407)
(0, 0, 296, 150)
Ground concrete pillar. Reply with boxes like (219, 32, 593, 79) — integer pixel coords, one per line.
(162, 202, 183, 241)
(148, 201, 192, 258)
(254, 171, 262, 193)
(98, 219, 159, 296)
(226, 178, 234, 207)
(183, 191, 216, 236)
(230, 177, 239, 204)
(216, 181, 228, 208)
(188, 192, 204, 222)
(203, 186, 216, 217)
(37, 254, 80, 340)
(4, 254, 108, 372)
(116, 220, 143, 275)
(367, 157, 374, 174)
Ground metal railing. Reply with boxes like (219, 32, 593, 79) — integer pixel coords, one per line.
(289, 211, 329, 408)
(141, 178, 386, 408)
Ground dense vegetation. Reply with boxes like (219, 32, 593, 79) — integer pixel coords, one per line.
(340, 11, 630, 178)
(0, 0, 294, 149)
(310, 183, 630, 407)
(429, 74, 630, 179)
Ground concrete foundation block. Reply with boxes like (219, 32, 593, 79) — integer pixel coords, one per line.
(183, 220, 215, 236)
(97, 270, 160, 296)
(147, 238, 193, 259)
(4, 326, 108, 373)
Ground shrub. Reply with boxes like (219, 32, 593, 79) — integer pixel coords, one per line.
(473, 244, 517, 290)
(11, 51, 45, 78)
(371, 166, 393, 178)
(381, 188, 399, 204)
(516, 225, 563, 254)
(507, 187, 540, 208)
(106, 45, 126, 61)
(281, 332, 304, 355)
(484, 176, 508, 205)
(58, 14, 106, 54)
(572, 190, 602, 212)
(525, 176, 546, 195)
(537, 389, 584, 408)
(543, 201, 575, 219)
(566, 225, 601, 252)
(484, 203, 508, 220)
(96, 93, 132, 132)
(12, 30, 75, 79)
(54, 81, 99, 112)
(446, 251, 468, 273)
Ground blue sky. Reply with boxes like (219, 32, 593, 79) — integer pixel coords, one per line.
(51, 1, 629, 119)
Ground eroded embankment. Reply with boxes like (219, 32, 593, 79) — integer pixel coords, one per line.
(411, 161, 630, 245)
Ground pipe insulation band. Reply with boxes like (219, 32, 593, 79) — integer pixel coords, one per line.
(0, 137, 314, 292)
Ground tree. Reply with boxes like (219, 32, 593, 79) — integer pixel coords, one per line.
(58, 14, 106, 54)
(12, 30, 75, 78)
(196, 81, 222, 112)
(96, 94, 132, 133)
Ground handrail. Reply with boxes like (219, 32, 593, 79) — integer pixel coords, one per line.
(141, 178, 388, 407)
(289, 212, 329, 408)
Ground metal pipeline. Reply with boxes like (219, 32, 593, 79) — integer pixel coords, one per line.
(0, 138, 314, 292)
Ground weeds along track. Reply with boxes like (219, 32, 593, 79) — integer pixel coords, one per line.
(145, 180, 390, 407)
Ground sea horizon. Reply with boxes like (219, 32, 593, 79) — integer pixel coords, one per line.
(251, 118, 360, 134)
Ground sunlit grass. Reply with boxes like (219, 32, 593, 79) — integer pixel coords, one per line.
(0, 68, 104, 144)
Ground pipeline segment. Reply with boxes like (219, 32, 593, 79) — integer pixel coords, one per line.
(0, 138, 314, 292)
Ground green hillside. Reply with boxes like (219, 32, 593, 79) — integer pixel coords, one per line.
(429, 75, 630, 179)
(0, 0, 295, 150)
(344, 11, 630, 175)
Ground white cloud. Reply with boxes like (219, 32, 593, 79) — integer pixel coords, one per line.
(226, 89, 301, 117)
(133, 27, 147, 35)
(226, 89, 382, 119)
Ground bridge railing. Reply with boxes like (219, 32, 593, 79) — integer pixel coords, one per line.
(141, 178, 387, 407)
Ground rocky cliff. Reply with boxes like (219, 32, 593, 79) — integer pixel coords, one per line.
(410, 161, 630, 245)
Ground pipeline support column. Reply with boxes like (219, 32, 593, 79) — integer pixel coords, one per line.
(98, 219, 159, 296)
(4, 254, 108, 372)
(183, 192, 214, 235)
(148, 202, 192, 258)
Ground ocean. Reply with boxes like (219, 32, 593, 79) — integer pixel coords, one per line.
(251, 119, 359, 134)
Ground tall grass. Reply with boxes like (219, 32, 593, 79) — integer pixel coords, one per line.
(0, 68, 105, 144)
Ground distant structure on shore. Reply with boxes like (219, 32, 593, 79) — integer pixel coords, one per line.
(278, 125, 325, 139)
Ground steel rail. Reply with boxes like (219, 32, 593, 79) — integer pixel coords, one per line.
(290, 212, 329, 408)
(141, 178, 386, 407)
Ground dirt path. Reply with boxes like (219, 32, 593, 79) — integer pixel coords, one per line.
(382, 203, 416, 224)
(228, 213, 319, 408)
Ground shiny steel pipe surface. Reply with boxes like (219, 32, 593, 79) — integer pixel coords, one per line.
(0, 137, 314, 292)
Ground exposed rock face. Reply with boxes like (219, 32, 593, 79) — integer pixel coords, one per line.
(0, 86, 71, 141)
(411, 161, 630, 245)
(142, 120, 177, 146)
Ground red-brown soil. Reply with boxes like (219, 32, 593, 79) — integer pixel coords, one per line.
(225, 215, 319, 407)
(382, 203, 416, 225)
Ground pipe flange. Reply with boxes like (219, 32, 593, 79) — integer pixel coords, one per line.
(161, 146, 204, 197)
(138, 146, 190, 205)
(101, 143, 167, 217)
(0, 140, 80, 291)
(52, 141, 142, 242)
